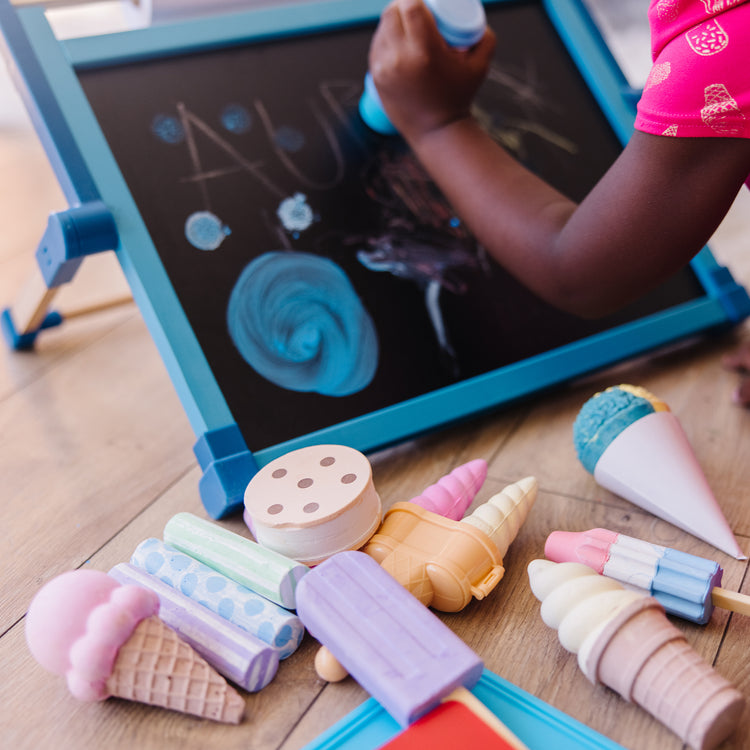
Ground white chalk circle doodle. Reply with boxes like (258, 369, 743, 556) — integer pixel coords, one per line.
(227, 251, 379, 396)
(185, 210, 231, 250)
(277, 193, 314, 232)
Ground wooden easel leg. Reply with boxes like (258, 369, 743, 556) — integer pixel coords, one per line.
(2, 202, 126, 349)
(2, 268, 133, 350)
(10, 269, 60, 336)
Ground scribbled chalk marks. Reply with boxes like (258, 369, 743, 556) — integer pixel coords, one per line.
(227, 251, 378, 396)
(185, 210, 231, 250)
(151, 114, 185, 144)
(221, 104, 253, 134)
(277, 193, 314, 233)
(481, 63, 578, 160)
(357, 228, 486, 377)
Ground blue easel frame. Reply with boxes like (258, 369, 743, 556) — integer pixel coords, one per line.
(1, 0, 748, 518)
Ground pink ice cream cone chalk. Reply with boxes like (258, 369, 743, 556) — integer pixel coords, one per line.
(527, 559, 744, 750)
(25, 569, 245, 723)
(573, 384, 745, 559)
(408, 458, 487, 520)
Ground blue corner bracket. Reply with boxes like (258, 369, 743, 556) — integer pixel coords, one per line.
(2, 308, 63, 350)
(36, 201, 118, 287)
(1, 200, 119, 350)
(194, 424, 259, 519)
(704, 264, 750, 323)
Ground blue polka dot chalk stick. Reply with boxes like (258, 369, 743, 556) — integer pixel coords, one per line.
(109, 562, 279, 691)
(130, 537, 304, 659)
(163, 513, 310, 609)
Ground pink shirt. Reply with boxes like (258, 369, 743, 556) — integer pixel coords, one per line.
(635, 0, 750, 184)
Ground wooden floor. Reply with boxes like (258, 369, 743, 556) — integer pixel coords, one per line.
(3, 9, 750, 750)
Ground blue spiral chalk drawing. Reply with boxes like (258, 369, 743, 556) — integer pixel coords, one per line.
(227, 251, 378, 396)
(185, 210, 231, 250)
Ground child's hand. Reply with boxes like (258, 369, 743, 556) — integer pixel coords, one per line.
(722, 342, 750, 406)
(368, 0, 496, 144)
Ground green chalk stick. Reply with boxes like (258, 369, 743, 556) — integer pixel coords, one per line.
(164, 512, 309, 609)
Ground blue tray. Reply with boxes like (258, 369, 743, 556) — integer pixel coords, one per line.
(304, 669, 626, 750)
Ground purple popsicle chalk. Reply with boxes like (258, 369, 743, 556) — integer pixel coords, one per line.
(295, 550, 483, 727)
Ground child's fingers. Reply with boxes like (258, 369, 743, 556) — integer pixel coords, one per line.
(379, 0, 407, 39)
(370, 1, 407, 70)
(399, 0, 443, 49)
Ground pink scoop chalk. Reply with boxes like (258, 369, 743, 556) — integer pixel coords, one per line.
(408, 458, 487, 520)
(544, 528, 618, 573)
(25, 569, 159, 700)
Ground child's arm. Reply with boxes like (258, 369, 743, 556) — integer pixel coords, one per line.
(370, 0, 750, 318)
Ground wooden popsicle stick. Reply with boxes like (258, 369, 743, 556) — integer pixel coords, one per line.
(444, 686, 529, 750)
(712, 586, 750, 616)
(11, 270, 60, 335)
(10, 267, 133, 337)
(58, 294, 134, 320)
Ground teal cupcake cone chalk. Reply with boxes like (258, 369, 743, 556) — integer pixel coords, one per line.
(573, 385, 745, 560)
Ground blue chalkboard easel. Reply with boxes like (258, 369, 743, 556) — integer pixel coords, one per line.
(1, 0, 748, 519)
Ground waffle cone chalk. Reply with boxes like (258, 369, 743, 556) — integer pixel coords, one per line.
(364, 478, 536, 612)
(573, 384, 744, 559)
(461, 475, 537, 556)
(364, 502, 503, 611)
(25, 569, 245, 723)
(527, 560, 743, 750)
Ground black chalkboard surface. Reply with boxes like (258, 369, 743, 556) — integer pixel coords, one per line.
(76, 0, 705, 454)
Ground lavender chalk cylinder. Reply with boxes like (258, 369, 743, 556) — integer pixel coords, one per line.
(131, 537, 304, 659)
(109, 562, 279, 692)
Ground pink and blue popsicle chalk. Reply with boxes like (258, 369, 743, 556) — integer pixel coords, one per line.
(109, 562, 279, 692)
(130, 538, 304, 659)
(295, 550, 483, 727)
(545, 528, 723, 624)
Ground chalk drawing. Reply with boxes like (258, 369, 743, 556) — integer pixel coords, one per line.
(227, 251, 378, 396)
(221, 103, 253, 134)
(151, 114, 185, 144)
(277, 193, 314, 233)
(185, 210, 231, 250)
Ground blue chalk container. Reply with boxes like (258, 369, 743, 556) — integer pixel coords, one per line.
(359, 0, 487, 135)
